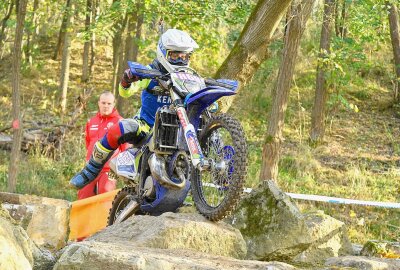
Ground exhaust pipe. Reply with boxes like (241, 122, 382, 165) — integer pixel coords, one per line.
(148, 154, 186, 190)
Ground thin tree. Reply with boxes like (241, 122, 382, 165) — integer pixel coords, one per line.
(132, 1, 144, 61)
(60, 0, 73, 113)
(310, 0, 335, 142)
(9, 0, 28, 193)
(215, 0, 293, 112)
(116, 14, 131, 116)
(115, 2, 144, 116)
(31, 0, 40, 45)
(125, 0, 143, 63)
(0, 0, 15, 53)
(114, 14, 128, 116)
(25, 0, 40, 65)
(82, 0, 92, 82)
(111, 1, 126, 95)
(387, 2, 400, 102)
(53, 0, 72, 60)
(259, 0, 316, 184)
(334, 0, 348, 38)
(125, 12, 137, 64)
(89, 0, 98, 74)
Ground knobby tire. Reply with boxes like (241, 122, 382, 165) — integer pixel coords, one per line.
(191, 113, 248, 221)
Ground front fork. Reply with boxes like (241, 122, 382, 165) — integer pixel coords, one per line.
(175, 106, 209, 171)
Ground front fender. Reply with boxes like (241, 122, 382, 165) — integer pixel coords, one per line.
(185, 86, 236, 129)
(185, 86, 235, 111)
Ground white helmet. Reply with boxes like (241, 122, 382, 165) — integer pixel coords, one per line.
(156, 29, 199, 73)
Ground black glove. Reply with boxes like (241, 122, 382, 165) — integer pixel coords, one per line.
(120, 69, 139, 88)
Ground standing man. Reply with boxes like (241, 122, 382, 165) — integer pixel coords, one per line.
(77, 91, 126, 199)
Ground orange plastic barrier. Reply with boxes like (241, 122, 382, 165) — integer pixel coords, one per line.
(69, 189, 120, 240)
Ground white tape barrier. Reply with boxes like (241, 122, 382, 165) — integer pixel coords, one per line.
(285, 193, 400, 209)
(203, 183, 400, 209)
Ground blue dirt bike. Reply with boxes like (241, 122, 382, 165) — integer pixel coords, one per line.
(107, 62, 248, 224)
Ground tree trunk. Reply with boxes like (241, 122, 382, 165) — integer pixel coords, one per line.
(111, 0, 125, 94)
(283, 4, 293, 40)
(53, 0, 72, 60)
(24, 0, 39, 65)
(310, 0, 335, 142)
(215, 0, 292, 112)
(125, 14, 137, 64)
(115, 14, 129, 117)
(259, 0, 315, 184)
(31, 0, 39, 42)
(112, 38, 122, 95)
(388, 2, 400, 102)
(60, 0, 73, 113)
(89, 0, 98, 75)
(339, 0, 347, 38)
(335, 0, 348, 38)
(132, 1, 144, 61)
(0, 0, 15, 50)
(82, 0, 92, 82)
(8, 0, 28, 193)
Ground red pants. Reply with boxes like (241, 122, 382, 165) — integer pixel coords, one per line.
(77, 171, 116, 200)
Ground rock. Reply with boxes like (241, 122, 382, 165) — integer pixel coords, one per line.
(54, 241, 298, 270)
(0, 192, 70, 251)
(230, 180, 312, 261)
(89, 212, 247, 259)
(352, 243, 364, 255)
(325, 255, 400, 270)
(292, 211, 353, 265)
(0, 205, 55, 270)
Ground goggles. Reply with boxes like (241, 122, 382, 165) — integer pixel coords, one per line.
(167, 50, 191, 66)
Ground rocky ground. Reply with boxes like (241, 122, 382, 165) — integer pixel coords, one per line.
(0, 185, 399, 270)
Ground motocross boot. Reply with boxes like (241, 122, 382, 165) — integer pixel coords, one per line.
(69, 141, 114, 189)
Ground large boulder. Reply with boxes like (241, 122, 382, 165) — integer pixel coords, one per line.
(292, 211, 353, 265)
(0, 192, 70, 251)
(54, 240, 298, 270)
(0, 204, 55, 270)
(230, 181, 354, 263)
(325, 256, 400, 270)
(230, 180, 312, 261)
(89, 212, 247, 259)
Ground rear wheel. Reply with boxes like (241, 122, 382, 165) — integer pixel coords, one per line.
(107, 186, 139, 226)
(191, 113, 247, 221)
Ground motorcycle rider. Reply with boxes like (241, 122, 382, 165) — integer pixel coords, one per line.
(70, 29, 199, 189)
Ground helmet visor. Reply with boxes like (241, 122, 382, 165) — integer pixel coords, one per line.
(167, 50, 191, 66)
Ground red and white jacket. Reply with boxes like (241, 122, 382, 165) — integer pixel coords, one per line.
(85, 109, 127, 172)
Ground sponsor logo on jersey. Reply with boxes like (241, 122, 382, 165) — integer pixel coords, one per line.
(157, 95, 171, 104)
(107, 122, 114, 129)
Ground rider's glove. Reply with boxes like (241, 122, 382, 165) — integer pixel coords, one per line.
(120, 69, 139, 88)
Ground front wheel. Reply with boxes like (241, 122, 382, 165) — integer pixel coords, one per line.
(107, 186, 140, 226)
(191, 113, 248, 221)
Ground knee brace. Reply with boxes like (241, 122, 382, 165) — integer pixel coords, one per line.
(117, 119, 150, 146)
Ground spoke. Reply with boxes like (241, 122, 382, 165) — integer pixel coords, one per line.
(198, 126, 235, 207)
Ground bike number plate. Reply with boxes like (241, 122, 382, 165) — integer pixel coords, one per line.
(115, 150, 137, 179)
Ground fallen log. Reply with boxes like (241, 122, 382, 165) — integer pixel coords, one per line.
(0, 89, 92, 157)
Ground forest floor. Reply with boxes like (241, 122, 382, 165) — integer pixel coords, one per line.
(0, 39, 399, 244)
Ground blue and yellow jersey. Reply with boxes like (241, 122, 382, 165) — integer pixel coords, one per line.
(118, 64, 171, 127)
